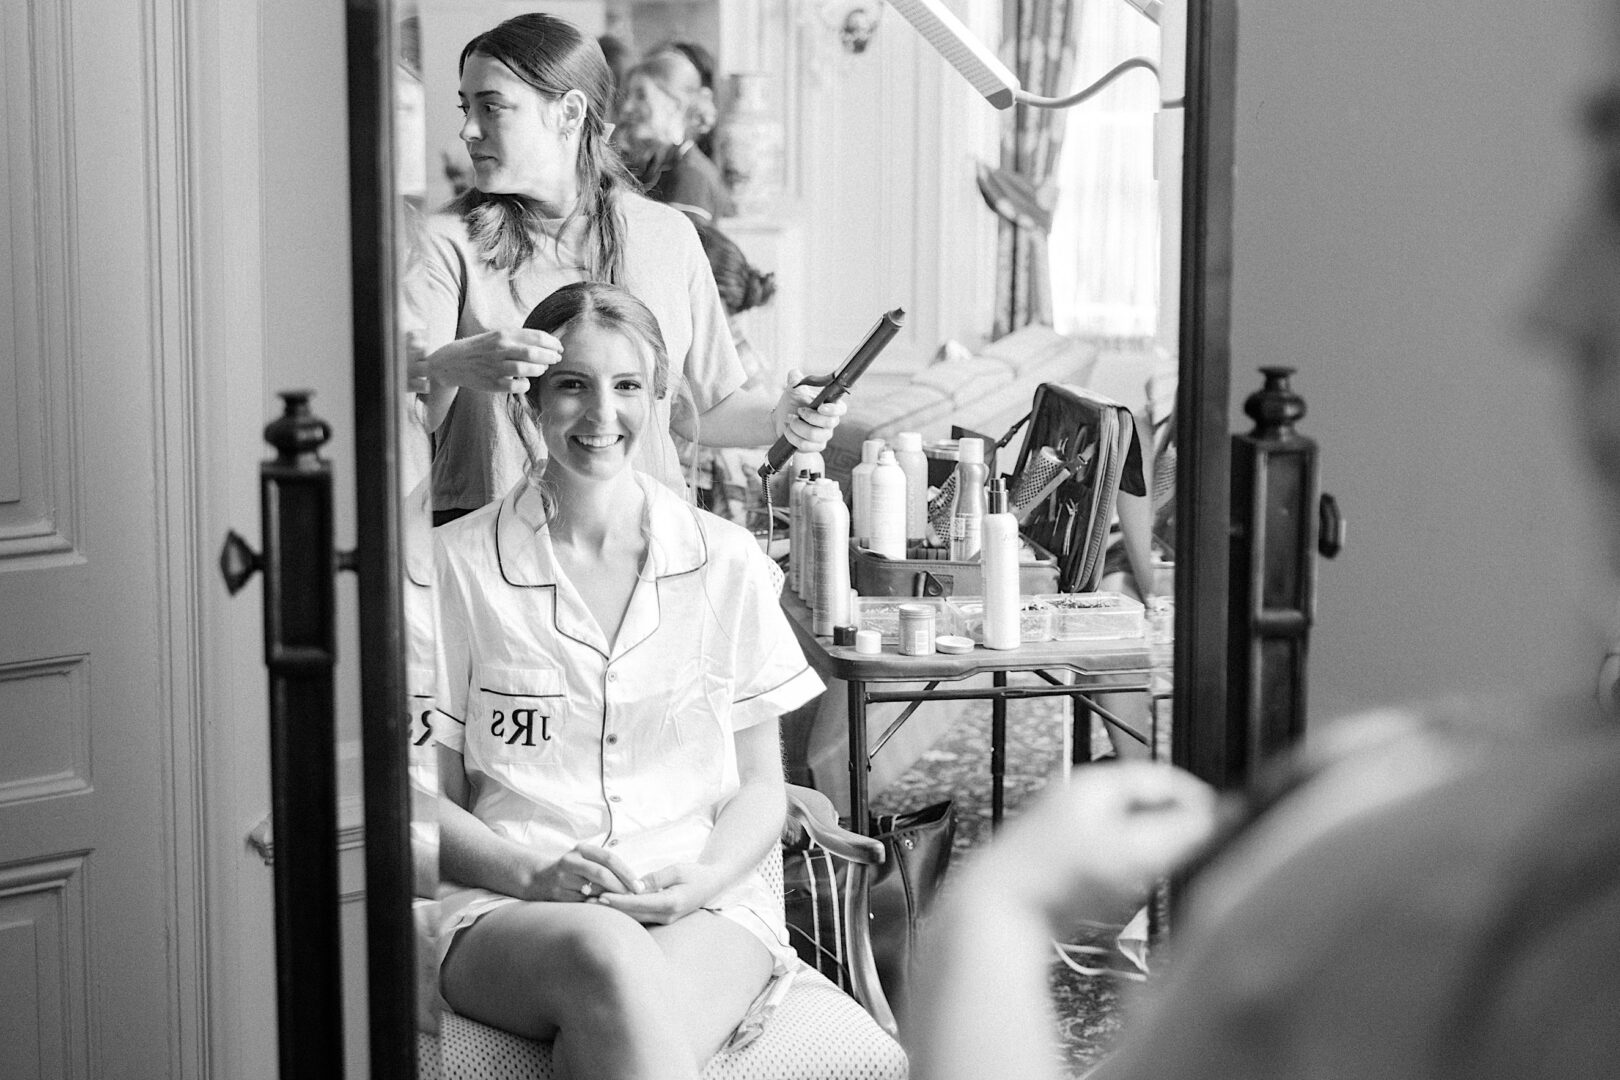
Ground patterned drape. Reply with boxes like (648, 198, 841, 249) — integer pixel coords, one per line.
(994, 0, 1082, 338)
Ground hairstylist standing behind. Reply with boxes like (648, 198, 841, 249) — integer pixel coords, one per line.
(408, 13, 839, 524)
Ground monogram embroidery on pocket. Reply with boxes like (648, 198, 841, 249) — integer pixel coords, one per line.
(480, 688, 557, 748)
(472, 665, 568, 761)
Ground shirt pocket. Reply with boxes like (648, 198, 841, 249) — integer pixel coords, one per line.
(468, 664, 569, 766)
(406, 663, 440, 758)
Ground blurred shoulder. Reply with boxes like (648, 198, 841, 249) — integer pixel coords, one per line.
(1190, 692, 1620, 931)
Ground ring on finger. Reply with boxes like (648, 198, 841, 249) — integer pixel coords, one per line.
(579, 881, 593, 898)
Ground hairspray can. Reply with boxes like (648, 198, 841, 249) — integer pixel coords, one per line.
(811, 479, 851, 635)
(948, 437, 989, 561)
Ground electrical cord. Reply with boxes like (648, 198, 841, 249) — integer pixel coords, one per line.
(1015, 56, 1166, 110)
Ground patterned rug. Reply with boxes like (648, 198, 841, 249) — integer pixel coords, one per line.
(867, 696, 1142, 1077)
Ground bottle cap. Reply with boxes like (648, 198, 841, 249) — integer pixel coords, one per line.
(854, 629, 883, 654)
(877, 448, 897, 466)
(862, 439, 885, 462)
(935, 634, 976, 654)
(895, 431, 923, 452)
(957, 437, 984, 464)
(987, 477, 1009, 515)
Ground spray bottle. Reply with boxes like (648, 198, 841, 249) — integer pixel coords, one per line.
(948, 437, 989, 561)
(852, 438, 884, 546)
(892, 431, 929, 546)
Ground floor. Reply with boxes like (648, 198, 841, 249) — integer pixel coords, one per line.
(866, 695, 1147, 1077)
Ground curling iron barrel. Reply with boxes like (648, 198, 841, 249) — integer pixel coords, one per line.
(760, 307, 907, 477)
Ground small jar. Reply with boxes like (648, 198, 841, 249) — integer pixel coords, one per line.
(897, 603, 937, 656)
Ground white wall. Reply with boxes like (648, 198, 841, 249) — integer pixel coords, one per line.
(1230, 0, 1617, 723)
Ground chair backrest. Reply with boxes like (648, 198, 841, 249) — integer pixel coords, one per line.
(1008, 382, 1143, 592)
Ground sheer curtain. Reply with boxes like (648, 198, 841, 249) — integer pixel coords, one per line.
(992, 0, 1081, 338)
(1049, 0, 1161, 338)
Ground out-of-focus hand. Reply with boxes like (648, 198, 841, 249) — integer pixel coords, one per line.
(521, 842, 645, 904)
(404, 328, 431, 394)
(422, 328, 564, 395)
(592, 861, 725, 925)
(771, 368, 848, 453)
(971, 762, 1220, 930)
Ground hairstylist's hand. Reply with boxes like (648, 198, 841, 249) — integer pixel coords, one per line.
(423, 328, 563, 395)
(967, 762, 1220, 932)
(404, 328, 431, 394)
(591, 861, 725, 925)
(771, 368, 848, 454)
(523, 842, 645, 904)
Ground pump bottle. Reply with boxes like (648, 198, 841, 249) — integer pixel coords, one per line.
(981, 477, 1021, 650)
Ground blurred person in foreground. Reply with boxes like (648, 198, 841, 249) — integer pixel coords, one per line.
(905, 13, 1620, 1079)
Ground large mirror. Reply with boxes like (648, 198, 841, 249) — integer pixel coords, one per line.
(358, 0, 1234, 1073)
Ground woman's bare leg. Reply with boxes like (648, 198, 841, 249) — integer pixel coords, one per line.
(647, 910, 775, 1064)
(441, 901, 701, 1080)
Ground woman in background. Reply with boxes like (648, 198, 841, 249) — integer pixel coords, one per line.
(432, 282, 824, 1078)
(406, 13, 837, 524)
(615, 48, 735, 225)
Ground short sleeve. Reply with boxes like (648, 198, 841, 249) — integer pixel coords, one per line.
(728, 543, 823, 730)
(678, 225, 748, 416)
(403, 218, 469, 355)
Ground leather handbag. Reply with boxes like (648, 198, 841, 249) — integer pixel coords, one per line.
(783, 798, 956, 1020)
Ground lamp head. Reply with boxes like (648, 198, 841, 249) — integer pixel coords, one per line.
(886, 0, 1020, 110)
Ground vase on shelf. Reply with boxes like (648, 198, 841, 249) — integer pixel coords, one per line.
(715, 72, 784, 218)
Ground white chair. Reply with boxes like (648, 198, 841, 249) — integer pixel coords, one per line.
(416, 786, 909, 1080)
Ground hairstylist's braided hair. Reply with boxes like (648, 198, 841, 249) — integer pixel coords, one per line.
(447, 13, 634, 282)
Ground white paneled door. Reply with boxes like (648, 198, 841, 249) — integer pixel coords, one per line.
(1, 0, 192, 1075)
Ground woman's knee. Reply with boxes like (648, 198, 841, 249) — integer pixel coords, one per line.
(552, 909, 667, 1009)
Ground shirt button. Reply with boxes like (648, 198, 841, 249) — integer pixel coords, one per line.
(609, 795, 622, 803)
(607, 671, 618, 683)
(606, 839, 618, 847)
(606, 734, 618, 745)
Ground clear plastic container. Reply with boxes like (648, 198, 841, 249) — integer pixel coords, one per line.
(951, 597, 1054, 644)
(1018, 599, 1055, 643)
(854, 596, 959, 646)
(1033, 592, 1146, 641)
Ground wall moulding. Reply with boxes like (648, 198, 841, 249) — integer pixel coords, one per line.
(1, 0, 82, 565)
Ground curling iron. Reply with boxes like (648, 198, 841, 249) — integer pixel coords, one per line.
(758, 307, 906, 478)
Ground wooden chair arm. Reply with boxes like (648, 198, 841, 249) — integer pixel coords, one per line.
(783, 783, 897, 1036)
(785, 784, 885, 865)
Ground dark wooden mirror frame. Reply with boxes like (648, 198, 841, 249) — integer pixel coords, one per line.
(342, 1, 1237, 1075)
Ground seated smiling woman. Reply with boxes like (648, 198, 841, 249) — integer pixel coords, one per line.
(429, 281, 824, 1080)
